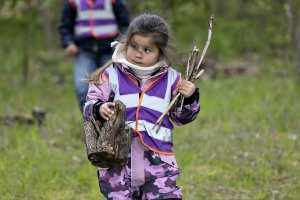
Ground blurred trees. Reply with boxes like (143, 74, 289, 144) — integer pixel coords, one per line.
(0, 0, 62, 84)
(0, 0, 62, 48)
(0, 0, 299, 81)
(288, 0, 300, 82)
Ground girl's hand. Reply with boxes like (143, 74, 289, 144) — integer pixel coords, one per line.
(99, 102, 115, 120)
(179, 80, 196, 98)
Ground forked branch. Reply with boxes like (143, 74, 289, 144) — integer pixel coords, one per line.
(153, 15, 214, 132)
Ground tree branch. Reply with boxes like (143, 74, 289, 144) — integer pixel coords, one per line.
(153, 15, 214, 132)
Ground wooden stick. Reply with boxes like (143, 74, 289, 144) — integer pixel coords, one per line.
(185, 49, 193, 80)
(195, 15, 214, 71)
(153, 70, 205, 133)
(195, 69, 205, 80)
(179, 95, 185, 111)
(154, 15, 214, 132)
(152, 92, 181, 132)
(187, 47, 199, 81)
(179, 46, 199, 111)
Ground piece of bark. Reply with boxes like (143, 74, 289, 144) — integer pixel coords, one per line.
(83, 100, 133, 168)
(83, 117, 103, 164)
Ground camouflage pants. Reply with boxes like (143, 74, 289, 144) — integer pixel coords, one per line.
(97, 149, 182, 199)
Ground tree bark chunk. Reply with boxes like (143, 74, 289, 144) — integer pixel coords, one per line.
(83, 100, 133, 168)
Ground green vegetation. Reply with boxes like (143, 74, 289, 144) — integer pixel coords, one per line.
(1, 1, 300, 199)
(175, 59, 300, 199)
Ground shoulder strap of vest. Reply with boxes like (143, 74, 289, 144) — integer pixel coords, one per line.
(104, 64, 119, 94)
(168, 67, 181, 92)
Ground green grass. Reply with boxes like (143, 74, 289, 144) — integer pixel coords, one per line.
(1, 19, 300, 199)
(174, 59, 300, 199)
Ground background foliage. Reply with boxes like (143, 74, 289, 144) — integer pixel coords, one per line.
(1, 0, 300, 199)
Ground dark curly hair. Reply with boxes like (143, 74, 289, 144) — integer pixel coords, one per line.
(118, 13, 171, 64)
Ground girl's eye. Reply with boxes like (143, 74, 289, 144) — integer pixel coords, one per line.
(144, 48, 151, 53)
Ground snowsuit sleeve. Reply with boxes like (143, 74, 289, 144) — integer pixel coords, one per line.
(83, 73, 114, 120)
(169, 77, 200, 126)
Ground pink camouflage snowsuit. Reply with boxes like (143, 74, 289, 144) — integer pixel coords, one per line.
(84, 62, 200, 199)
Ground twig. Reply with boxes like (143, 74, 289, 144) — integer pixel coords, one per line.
(195, 15, 214, 72)
(153, 71, 205, 133)
(185, 48, 193, 80)
(179, 46, 199, 111)
(187, 46, 200, 81)
(195, 69, 205, 80)
(179, 49, 194, 111)
(153, 15, 214, 133)
(152, 92, 181, 131)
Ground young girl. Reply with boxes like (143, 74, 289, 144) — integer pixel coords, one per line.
(84, 13, 200, 200)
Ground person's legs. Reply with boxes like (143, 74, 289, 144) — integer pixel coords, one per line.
(74, 51, 98, 112)
(97, 165, 141, 199)
(97, 149, 182, 199)
(141, 151, 182, 199)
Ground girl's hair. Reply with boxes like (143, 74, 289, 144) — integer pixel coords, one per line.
(85, 60, 112, 83)
(86, 13, 172, 83)
(119, 13, 171, 63)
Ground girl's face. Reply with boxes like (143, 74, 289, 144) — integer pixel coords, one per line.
(126, 34, 160, 67)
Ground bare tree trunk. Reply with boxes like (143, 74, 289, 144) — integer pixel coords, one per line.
(22, 1, 35, 85)
(22, 22, 30, 86)
(289, 0, 297, 50)
(289, 0, 300, 83)
(162, 0, 170, 20)
(296, 1, 300, 82)
(42, 9, 53, 48)
(237, 0, 245, 19)
(216, 0, 226, 14)
(37, 0, 54, 49)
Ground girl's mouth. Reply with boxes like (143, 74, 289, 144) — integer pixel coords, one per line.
(133, 60, 143, 65)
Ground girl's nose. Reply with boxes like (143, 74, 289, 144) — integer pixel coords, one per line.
(135, 50, 142, 59)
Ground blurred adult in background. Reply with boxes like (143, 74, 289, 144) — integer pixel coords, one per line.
(58, 0, 130, 113)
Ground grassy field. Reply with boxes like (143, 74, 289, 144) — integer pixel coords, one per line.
(1, 20, 300, 199)
(175, 59, 300, 199)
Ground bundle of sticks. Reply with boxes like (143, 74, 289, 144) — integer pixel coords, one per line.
(153, 15, 214, 132)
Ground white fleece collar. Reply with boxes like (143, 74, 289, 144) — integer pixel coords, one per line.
(112, 43, 166, 78)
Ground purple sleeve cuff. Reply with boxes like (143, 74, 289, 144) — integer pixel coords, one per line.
(170, 89, 200, 126)
(183, 88, 199, 105)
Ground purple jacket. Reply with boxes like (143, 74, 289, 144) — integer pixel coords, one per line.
(84, 63, 200, 154)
